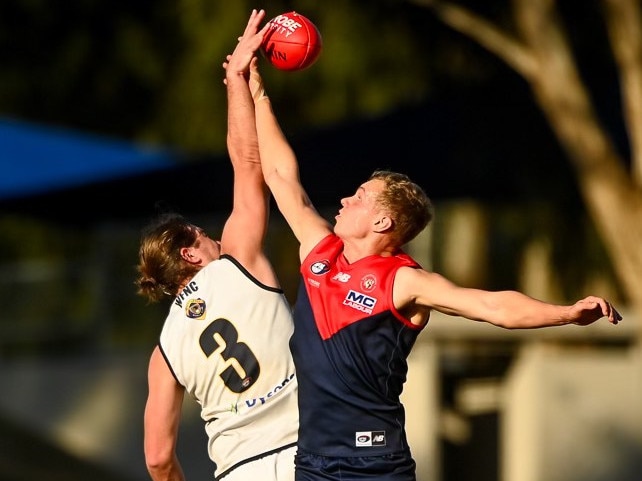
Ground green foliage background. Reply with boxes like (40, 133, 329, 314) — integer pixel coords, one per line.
(0, 0, 491, 152)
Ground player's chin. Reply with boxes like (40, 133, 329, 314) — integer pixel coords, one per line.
(333, 217, 345, 235)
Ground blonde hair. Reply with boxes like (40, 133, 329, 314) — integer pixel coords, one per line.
(369, 170, 434, 247)
(135, 213, 201, 303)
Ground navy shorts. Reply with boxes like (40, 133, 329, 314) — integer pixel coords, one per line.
(295, 450, 416, 481)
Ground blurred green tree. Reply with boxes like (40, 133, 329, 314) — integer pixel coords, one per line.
(0, 0, 440, 152)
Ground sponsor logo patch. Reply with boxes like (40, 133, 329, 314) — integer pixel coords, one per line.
(343, 290, 377, 314)
(332, 271, 351, 283)
(355, 431, 386, 447)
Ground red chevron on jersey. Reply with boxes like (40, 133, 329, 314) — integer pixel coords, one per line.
(301, 234, 420, 340)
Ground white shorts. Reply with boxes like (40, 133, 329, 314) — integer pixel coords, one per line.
(219, 446, 296, 481)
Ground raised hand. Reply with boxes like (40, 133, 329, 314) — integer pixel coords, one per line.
(223, 9, 270, 81)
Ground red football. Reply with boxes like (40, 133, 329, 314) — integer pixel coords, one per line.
(261, 11, 323, 71)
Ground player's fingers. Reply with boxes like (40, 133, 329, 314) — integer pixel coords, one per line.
(244, 9, 264, 36)
(610, 305, 622, 324)
(259, 22, 271, 36)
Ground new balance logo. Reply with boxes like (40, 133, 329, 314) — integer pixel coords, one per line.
(355, 431, 386, 447)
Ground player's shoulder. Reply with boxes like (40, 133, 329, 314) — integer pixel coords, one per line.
(393, 266, 441, 297)
(394, 264, 422, 283)
(300, 228, 335, 261)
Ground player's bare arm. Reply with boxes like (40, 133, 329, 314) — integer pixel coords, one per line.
(222, 10, 330, 261)
(253, 93, 332, 261)
(221, 9, 278, 286)
(394, 267, 621, 329)
(144, 347, 186, 481)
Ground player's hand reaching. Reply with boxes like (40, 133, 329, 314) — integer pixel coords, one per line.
(568, 296, 622, 326)
(223, 9, 270, 82)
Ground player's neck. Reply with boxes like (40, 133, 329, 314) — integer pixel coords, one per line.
(342, 237, 394, 264)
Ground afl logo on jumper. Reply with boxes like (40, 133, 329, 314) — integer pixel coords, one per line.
(185, 298, 206, 319)
(310, 260, 331, 275)
(355, 431, 386, 447)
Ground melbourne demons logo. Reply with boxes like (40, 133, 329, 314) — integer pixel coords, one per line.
(360, 274, 377, 291)
(343, 290, 377, 314)
(310, 260, 330, 275)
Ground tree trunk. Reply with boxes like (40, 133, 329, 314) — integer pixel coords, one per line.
(515, 0, 642, 322)
(419, 0, 642, 331)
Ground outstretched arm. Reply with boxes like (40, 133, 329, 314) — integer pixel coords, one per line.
(394, 267, 622, 328)
(251, 64, 332, 261)
(221, 9, 278, 286)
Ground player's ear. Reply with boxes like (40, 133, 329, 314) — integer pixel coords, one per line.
(180, 247, 197, 263)
(373, 215, 393, 233)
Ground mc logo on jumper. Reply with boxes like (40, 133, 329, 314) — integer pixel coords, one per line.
(343, 290, 377, 314)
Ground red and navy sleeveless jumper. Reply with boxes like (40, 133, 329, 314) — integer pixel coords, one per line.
(291, 234, 425, 480)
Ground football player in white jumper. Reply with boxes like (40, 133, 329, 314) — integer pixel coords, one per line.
(136, 10, 297, 481)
